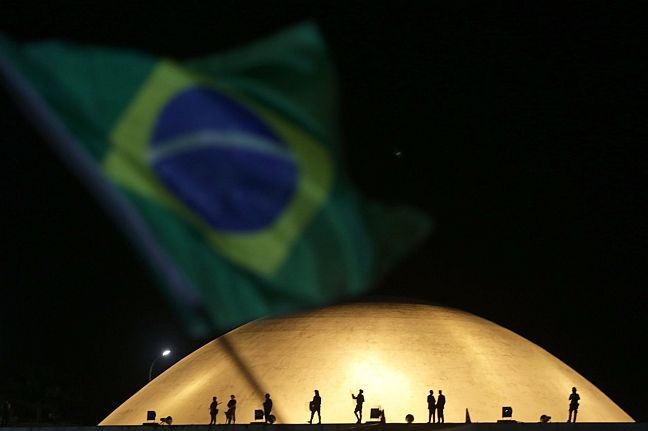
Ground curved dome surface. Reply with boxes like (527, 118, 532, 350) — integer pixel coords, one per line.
(101, 303, 632, 424)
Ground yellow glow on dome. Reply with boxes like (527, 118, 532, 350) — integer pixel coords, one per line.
(100, 303, 633, 425)
(346, 354, 414, 411)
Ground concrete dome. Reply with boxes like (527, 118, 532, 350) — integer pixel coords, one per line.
(100, 303, 632, 424)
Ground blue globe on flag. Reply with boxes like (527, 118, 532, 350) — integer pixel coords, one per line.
(150, 87, 298, 232)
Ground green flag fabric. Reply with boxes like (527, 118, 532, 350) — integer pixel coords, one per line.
(0, 23, 431, 335)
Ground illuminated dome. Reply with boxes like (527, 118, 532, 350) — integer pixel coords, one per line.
(101, 303, 632, 424)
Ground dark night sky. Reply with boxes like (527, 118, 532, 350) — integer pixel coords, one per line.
(1, 0, 646, 424)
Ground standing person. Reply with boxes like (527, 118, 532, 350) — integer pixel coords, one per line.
(436, 390, 446, 423)
(568, 387, 580, 423)
(209, 396, 220, 425)
(309, 390, 321, 424)
(226, 395, 237, 424)
(352, 389, 364, 424)
(263, 394, 273, 424)
(1, 401, 10, 427)
(427, 390, 436, 423)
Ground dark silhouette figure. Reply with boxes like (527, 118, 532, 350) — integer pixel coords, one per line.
(568, 387, 580, 423)
(436, 390, 446, 423)
(226, 395, 237, 424)
(309, 390, 321, 424)
(427, 390, 436, 423)
(209, 396, 220, 425)
(352, 389, 364, 424)
(263, 394, 273, 424)
(1, 401, 10, 427)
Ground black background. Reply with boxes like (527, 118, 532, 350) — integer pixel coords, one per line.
(1, 0, 646, 424)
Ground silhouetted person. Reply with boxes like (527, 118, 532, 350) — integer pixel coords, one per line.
(427, 390, 436, 423)
(309, 390, 321, 424)
(568, 387, 580, 423)
(352, 389, 364, 423)
(209, 396, 220, 425)
(226, 395, 237, 424)
(263, 394, 273, 424)
(436, 390, 446, 423)
(1, 401, 10, 427)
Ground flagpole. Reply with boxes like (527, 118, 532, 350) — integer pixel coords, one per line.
(0, 49, 210, 337)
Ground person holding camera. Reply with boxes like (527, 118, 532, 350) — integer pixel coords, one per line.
(352, 389, 364, 424)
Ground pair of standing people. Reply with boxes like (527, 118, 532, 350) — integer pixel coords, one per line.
(209, 395, 237, 424)
(427, 390, 446, 423)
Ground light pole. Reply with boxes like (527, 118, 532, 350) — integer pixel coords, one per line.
(149, 349, 171, 381)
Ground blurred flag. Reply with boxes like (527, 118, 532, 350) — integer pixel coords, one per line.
(0, 23, 430, 335)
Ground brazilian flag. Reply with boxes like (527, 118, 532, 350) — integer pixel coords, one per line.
(0, 23, 430, 335)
